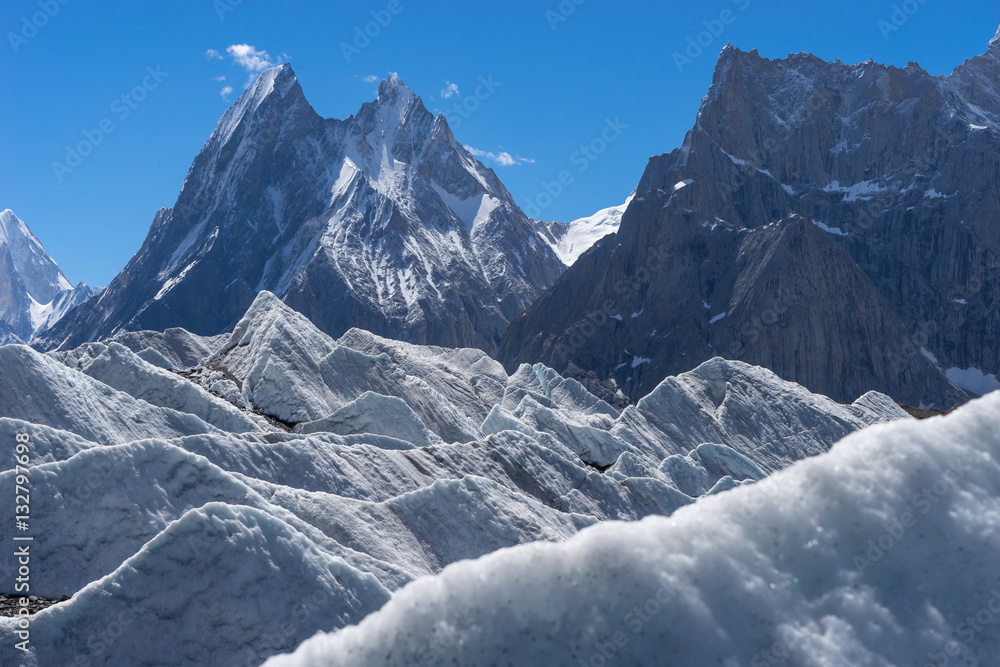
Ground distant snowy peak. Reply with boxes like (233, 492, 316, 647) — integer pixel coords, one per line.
(0, 209, 72, 297)
(0, 210, 91, 344)
(542, 193, 635, 265)
(991, 22, 1000, 50)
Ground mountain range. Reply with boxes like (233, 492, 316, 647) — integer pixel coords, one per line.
(9, 29, 1000, 411)
(2, 23, 1000, 667)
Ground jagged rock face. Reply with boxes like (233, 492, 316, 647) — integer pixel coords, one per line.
(0, 209, 94, 344)
(501, 38, 1000, 408)
(39, 67, 565, 355)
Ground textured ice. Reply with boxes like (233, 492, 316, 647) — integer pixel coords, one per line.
(0, 439, 412, 598)
(0, 418, 96, 466)
(619, 357, 907, 473)
(296, 391, 439, 447)
(254, 475, 595, 580)
(0, 503, 392, 667)
(0, 345, 215, 444)
(263, 391, 1000, 667)
(135, 345, 174, 369)
(65, 341, 266, 433)
(0, 295, 919, 665)
(106, 327, 227, 370)
(214, 290, 340, 423)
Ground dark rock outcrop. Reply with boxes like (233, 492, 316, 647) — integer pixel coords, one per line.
(501, 36, 1000, 408)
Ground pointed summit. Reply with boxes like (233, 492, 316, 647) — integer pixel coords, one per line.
(210, 63, 315, 148)
(373, 73, 418, 115)
(0, 208, 33, 246)
(378, 73, 411, 97)
(0, 209, 72, 297)
(247, 63, 299, 100)
(0, 209, 88, 343)
(990, 21, 1000, 52)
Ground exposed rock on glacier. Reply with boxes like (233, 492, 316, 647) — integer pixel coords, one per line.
(62, 341, 266, 433)
(211, 290, 341, 424)
(210, 291, 500, 441)
(261, 390, 1000, 667)
(191, 290, 905, 480)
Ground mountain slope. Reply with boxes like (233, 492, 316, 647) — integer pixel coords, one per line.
(0, 209, 93, 343)
(501, 33, 1000, 408)
(540, 194, 634, 265)
(38, 67, 565, 354)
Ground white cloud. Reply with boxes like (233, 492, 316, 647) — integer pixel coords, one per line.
(362, 74, 379, 83)
(226, 44, 278, 72)
(213, 75, 227, 82)
(441, 81, 460, 99)
(465, 146, 535, 167)
(220, 85, 234, 100)
(205, 48, 224, 60)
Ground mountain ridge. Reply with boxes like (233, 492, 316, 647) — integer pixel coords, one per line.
(36, 66, 569, 354)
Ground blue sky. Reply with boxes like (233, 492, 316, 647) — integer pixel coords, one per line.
(1, 0, 997, 286)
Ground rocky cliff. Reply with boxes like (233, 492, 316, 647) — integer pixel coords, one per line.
(501, 35, 1000, 408)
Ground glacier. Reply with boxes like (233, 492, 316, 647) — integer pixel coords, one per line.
(265, 390, 1000, 667)
(0, 290, 918, 666)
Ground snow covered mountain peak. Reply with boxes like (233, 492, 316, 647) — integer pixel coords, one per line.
(0, 208, 29, 245)
(0, 209, 71, 299)
(541, 193, 635, 265)
(39, 66, 566, 354)
(363, 75, 424, 145)
(990, 21, 1000, 51)
(376, 73, 414, 102)
(251, 62, 298, 98)
(0, 209, 93, 344)
(210, 63, 315, 150)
